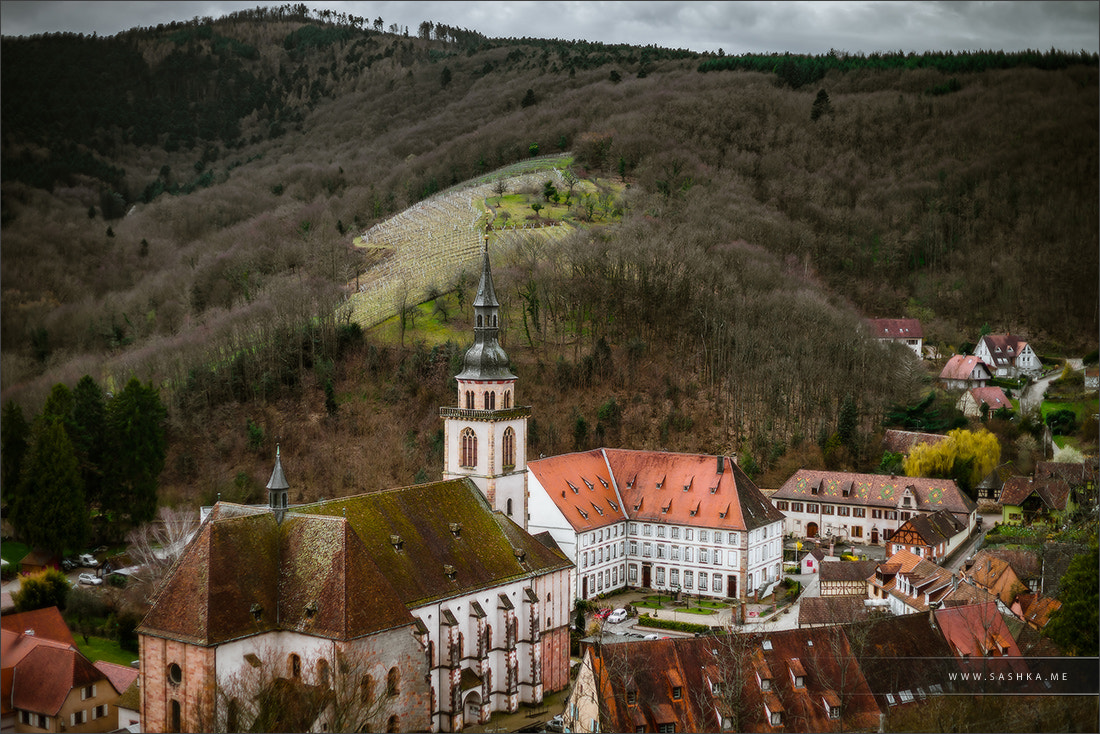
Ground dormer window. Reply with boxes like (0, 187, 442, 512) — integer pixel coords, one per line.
(304, 601, 318, 619)
(568, 481, 579, 494)
(598, 476, 609, 488)
(391, 535, 404, 551)
(449, 522, 462, 537)
(578, 508, 589, 519)
(583, 478, 594, 490)
(250, 603, 263, 621)
(672, 686, 682, 700)
(627, 690, 637, 705)
(444, 565, 457, 580)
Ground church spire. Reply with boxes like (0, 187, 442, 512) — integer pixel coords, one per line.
(457, 238, 515, 381)
(267, 444, 289, 522)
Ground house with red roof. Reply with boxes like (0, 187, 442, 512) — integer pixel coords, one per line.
(771, 470, 977, 546)
(999, 475, 1076, 525)
(957, 386, 1011, 418)
(866, 550, 996, 617)
(868, 318, 924, 358)
(528, 450, 785, 601)
(939, 355, 992, 390)
(973, 334, 1041, 379)
(1, 607, 122, 733)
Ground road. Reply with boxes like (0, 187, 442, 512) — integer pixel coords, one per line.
(1019, 369, 1060, 415)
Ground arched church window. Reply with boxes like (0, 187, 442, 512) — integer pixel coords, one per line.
(461, 428, 478, 468)
(507, 498, 513, 516)
(502, 427, 516, 469)
(504, 391, 511, 408)
(489, 392, 496, 410)
(465, 390, 474, 409)
(493, 315, 498, 327)
(477, 315, 483, 327)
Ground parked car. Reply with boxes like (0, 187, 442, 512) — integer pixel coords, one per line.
(545, 715, 564, 732)
(606, 608, 628, 624)
(61, 558, 77, 571)
(79, 554, 98, 567)
(77, 573, 102, 586)
(593, 608, 612, 620)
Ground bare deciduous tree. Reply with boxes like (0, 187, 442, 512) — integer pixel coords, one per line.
(125, 506, 200, 600)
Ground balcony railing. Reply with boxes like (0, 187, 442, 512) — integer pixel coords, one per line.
(440, 406, 532, 421)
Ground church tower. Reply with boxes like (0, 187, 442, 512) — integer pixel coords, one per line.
(442, 239, 531, 528)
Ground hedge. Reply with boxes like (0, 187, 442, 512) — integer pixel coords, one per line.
(637, 614, 718, 634)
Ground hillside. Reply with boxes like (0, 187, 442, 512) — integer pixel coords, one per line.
(1, 10, 1098, 502)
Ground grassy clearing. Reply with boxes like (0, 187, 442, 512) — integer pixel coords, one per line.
(369, 293, 468, 347)
(75, 635, 136, 667)
(1, 540, 30, 566)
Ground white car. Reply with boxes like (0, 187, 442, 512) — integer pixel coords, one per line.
(79, 554, 98, 567)
(606, 608, 628, 624)
(78, 573, 102, 586)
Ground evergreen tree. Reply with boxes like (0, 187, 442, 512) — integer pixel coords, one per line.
(1044, 542, 1099, 656)
(1, 401, 30, 492)
(72, 375, 108, 507)
(104, 378, 167, 532)
(11, 419, 87, 553)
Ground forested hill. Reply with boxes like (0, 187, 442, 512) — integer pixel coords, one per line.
(1, 9, 1097, 454)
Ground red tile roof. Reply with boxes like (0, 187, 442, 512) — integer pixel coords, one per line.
(868, 319, 923, 339)
(772, 470, 976, 516)
(0, 607, 75, 646)
(528, 450, 628, 531)
(11, 644, 114, 716)
(934, 601, 1022, 659)
(939, 355, 991, 381)
(94, 660, 139, 696)
(968, 386, 1010, 411)
(1021, 595, 1062, 628)
(979, 334, 1030, 367)
(965, 550, 1028, 606)
(604, 449, 784, 531)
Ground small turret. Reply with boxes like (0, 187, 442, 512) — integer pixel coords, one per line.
(267, 445, 290, 523)
(456, 239, 516, 382)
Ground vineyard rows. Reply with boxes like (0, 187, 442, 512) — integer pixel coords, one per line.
(347, 167, 568, 327)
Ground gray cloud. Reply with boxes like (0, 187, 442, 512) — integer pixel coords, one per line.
(1, 1, 1096, 54)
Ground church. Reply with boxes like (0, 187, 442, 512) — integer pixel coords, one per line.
(137, 247, 572, 733)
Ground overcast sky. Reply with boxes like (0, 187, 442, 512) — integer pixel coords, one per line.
(2, 1, 1097, 55)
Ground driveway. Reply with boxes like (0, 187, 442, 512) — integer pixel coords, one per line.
(1020, 370, 1060, 415)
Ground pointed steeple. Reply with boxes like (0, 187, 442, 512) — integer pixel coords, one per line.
(457, 238, 516, 381)
(267, 444, 289, 521)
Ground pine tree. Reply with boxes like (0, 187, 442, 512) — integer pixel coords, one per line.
(1, 401, 30, 493)
(104, 378, 167, 532)
(11, 419, 87, 553)
(72, 375, 108, 507)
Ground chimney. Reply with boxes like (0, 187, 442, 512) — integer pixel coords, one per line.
(717, 455, 725, 474)
(928, 601, 941, 629)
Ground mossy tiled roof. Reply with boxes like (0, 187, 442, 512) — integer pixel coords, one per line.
(139, 479, 569, 645)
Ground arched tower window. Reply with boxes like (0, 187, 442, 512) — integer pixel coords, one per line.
(502, 427, 516, 469)
(387, 667, 400, 697)
(507, 498, 513, 516)
(503, 390, 511, 409)
(289, 654, 301, 678)
(465, 390, 474, 409)
(489, 392, 496, 410)
(461, 428, 477, 469)
(477, 315, 483, 327)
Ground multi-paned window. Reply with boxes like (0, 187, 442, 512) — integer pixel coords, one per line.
(791, 502, 803, 512)
(460, 428, 477, 468)
(683, 570, 693, 589)
(776, 500, 789, 510)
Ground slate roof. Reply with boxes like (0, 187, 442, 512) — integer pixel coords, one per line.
(604, 450, 785, 531)
(868, 319, 923, 340)
(11, 644, 115, 716)
(999, 476, 1071, 510)
(854, 613, 958, 709)
(528, 450, 628, 532)
(939, 355, 991, 381)
(890, 509, 966, 548)
(772, 470, 976, 516)
(881, 430, 948, 455)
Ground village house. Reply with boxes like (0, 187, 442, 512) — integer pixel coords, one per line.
(771, 470, 977, 546)
(973, 334, 1042, 380)
(934, 602, 1023, 660)
(798, 547, 825, 574)
(819, 559, 878, 596)
(528, 450, 785, 602)
(886, 508, 968, 563)
(866, 550, 998, 617)
(960, 550, 1029, 608)
(938, 355, 992, 390)
(999, 475, 1076, 525)
(957, 386, 1011, 418)
(1, 608, 123, 734)
(867, 318, 924, 358)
